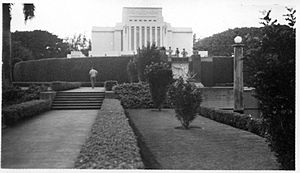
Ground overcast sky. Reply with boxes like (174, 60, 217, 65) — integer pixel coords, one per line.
(9, 0, 297, 40)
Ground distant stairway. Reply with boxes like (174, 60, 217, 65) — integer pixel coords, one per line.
(52, 92, 105, 110)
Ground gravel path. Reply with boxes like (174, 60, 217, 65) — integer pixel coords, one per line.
(127, 109, 280, 170)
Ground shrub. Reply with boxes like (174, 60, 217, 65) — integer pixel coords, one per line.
(168, 77, 202, 129)
(244, 9, 295, 170)
(199, 107, 267, 137)
(14, 56, 132, 83)
(127, 58, 138, 83)
(104, 80, 118, 91)
(51, 81, 81, 91)
(2, 84, 48, 106)
(135, 43, 165, 82)
(2, 99, 51, 126)
(145, 62, 173, 111)
(75, 99, 144, 169)
(114, 83, 153, 109)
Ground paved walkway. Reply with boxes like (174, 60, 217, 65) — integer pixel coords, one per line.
(1, 110, 98, 168)
(127, 109, 280, 170)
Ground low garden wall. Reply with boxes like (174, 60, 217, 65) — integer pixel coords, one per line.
(75, 99, 144, 169)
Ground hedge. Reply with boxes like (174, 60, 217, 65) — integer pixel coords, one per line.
(14, 56, 132, 83)
(2, 99, 51, 126)
(75, 99, 144, 169)
(199, 106, 266, 137)
(51, 81, 81, 91)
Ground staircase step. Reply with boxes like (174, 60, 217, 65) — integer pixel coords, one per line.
(52, 105, 101, 110)
(52, 91, 105, 110)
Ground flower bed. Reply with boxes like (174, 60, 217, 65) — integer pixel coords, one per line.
(2, 99, 51, 126)
(199, 106, 266, 137)
(75, 99, 144, 169)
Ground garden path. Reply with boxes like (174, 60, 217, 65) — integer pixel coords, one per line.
(1, 109, 98, 168)
(127, 109, 280, 170)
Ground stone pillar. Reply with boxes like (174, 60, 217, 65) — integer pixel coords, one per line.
(150, 26, 153, 46)
(139, 26, 142, 49)
(154, 26, 157, 46)
(133, 26, 137, 51)
(128, 26, 131, 51)
(233, 42, 244, 113)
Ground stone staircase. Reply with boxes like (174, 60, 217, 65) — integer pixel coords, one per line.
(52, 92, 105, 110)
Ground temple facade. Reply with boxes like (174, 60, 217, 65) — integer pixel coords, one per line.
(90, 7, 193, 56)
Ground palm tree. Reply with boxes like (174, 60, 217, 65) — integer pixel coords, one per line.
(2, 3, 35, 88)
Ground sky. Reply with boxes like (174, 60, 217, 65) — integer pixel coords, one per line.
(8, 0, 298, 40)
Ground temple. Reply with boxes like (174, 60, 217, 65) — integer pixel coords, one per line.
(90, 7, 193, 56)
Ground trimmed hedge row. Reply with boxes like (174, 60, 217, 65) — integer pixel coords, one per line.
(51, 81, 81, 91)
(14, 56, 132, 83)
(199, 106, 266, 137)
(75, 99, 144, 169)
(2, 99, 51, 126)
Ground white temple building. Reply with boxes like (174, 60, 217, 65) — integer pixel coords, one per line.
(90, 7, 193, 57)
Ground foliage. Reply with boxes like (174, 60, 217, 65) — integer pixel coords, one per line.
(51, 81, 81, 91)
(135, 43, 166, 82)
(114, 83, 153, 109)
(194, 27, 264, 56)
(75, 99, 144, 169)
(2, 85, 48, 107)
(168, 77, 202, 129)
(2, 99, 51, 126)
(104, 80, 118, 91)
(244, 9, 295, 170)
(199, 107, 267, 137)
(145, 62, 173, 111)
(64, 33, 91, 56)
(11, 30, 69, 60)
(14, 56, 132, 83)
(127, 58, 138, 83)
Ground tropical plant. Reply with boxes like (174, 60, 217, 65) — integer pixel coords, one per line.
(244, 8, 295, 170)
(2, 3, 35, 88)
(144, 62, 173, 111)
(168, 77, 202, 129)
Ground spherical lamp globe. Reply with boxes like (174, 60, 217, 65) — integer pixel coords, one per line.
(234, 36, 243, 44)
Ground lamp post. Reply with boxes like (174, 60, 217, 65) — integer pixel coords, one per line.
(233, 36, 244, 113)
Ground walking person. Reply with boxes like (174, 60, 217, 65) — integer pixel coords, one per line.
(89, 67, 98, 89)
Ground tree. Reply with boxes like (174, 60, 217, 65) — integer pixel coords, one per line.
(135, 43, 165, 82)
(2, 3, 35, 88)
(144, 62, 173, 111)
(12, 30, 69, 60)
(65, 34, 91, 56)
(244, 8, 295, 170)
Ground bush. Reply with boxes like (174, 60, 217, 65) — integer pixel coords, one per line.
(75, 99, 144, 169)
(168, 77, 202, 129)
(14, 56, 132, 83)
(199, 107, 267, 137)
(2, 84, 48, 106)
(114, 83, 153, 109)
(51, 81, 81, 91)
(2, 99, 51, 126)
(145, 62, 173, 111)
(244, 9, 295, 170)
(135, 43, 165, 82)
(127, 59, 138, 83)
(104, 80, 118, 91)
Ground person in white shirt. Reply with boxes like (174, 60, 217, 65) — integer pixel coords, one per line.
(89, 67, 98, 89)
